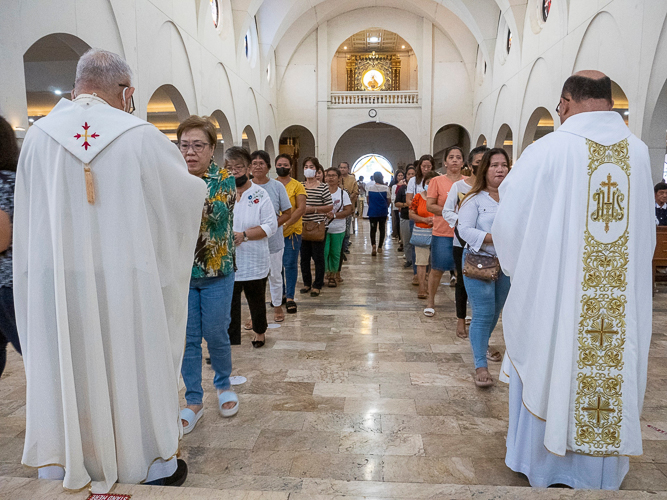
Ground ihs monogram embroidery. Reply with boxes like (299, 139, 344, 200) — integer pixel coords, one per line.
(573, 139, 630, 456)
(74, 122, 100, 150)
(591, 173, 625, 232)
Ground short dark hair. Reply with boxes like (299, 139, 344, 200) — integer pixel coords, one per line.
(176, 115, 217, 145)
(415, 154, 436, 185)
(655, 182, 667, 193)
(0, 116, 19, 173)
(359, 175, 364, 181)
(326, 167, 341, 178)
(373, 171, 384, 184)
(303, 156, 323, 173)
(562, 75, 612, 103)
(338, 162, 349, 169)
(423, 171, 439, 183)
(468, 146, 489, 167)
(224, 146, 251, 167)
(275, 153, 293, 167)
(251, 150, 271, 169)
(445, 146, 464, 160)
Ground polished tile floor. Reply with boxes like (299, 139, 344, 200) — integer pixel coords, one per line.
(1, 219, 667, 499)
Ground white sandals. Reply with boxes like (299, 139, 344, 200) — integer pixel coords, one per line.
(180, 407, 204, 435)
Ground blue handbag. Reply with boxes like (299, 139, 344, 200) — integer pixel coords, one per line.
(410, 226, 432, 248)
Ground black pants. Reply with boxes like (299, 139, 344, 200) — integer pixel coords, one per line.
(300, 239, 326, 289)
(0, 286, 20, 378)
(369, 216, 387, 248)
(229, 277, 268, 345)
(453, 246, 468, 319)
(391, 210, 401, 240)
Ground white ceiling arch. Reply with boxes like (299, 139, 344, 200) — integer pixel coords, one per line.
(255, 0, 511, 81)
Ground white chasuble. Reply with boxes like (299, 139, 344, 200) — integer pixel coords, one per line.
(13, 96, 207, 492)
(493, 111, 655, 458)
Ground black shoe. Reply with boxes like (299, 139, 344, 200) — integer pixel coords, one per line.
(281, 295, 287, 305)
(145, 459, 188, 486)
(344, 250, 350, 254)
(205, 357, 211, 365)
(403, 261, 413, 268)
(252, 340, 265, 348)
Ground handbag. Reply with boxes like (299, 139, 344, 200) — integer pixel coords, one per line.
(463, 251, 501, 281)
(302, 220, 326, 241)
(410, 226, 432, 248)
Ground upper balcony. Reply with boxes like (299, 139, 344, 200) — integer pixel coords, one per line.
(329, 91, 420, 108)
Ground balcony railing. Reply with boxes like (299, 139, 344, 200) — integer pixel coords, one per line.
(329, 91, 420, 107)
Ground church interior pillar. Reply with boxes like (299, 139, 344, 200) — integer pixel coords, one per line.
(420, 19, 434, 155)
(317, 23, 329, 165)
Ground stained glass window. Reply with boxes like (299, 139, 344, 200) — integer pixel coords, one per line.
(210, 0, 219, 28)
(244, 32, 250, 60)
(542, 0, 552, 22)
(506, 29, 512, 53)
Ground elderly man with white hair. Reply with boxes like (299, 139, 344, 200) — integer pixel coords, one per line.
(14, 48, 206, 492)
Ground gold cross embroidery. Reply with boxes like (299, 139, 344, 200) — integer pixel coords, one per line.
(591, 173, 625, 232)
(600, 174, 617, 199)
(585, 318, 618, 347)
(583, 395, 615, 425)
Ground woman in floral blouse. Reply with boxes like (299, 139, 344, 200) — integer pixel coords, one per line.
(177, 116, 238, 435)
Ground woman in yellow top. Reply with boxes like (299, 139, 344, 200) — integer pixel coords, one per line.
(275, 154, 307, 313)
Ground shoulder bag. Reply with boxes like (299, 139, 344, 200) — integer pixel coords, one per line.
(410, 226, 432, 248)
(463, 251, 500, 281)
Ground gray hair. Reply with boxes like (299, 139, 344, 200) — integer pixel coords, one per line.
(224, 146, 251, 167)
(75, 48, 133, 95)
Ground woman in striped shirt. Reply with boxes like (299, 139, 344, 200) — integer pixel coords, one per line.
(300, 157, 333, 297)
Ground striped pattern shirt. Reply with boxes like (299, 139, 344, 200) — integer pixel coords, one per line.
(302, 182, 333, 223)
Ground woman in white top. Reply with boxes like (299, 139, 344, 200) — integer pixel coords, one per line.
(443, 146, 488, 339)
(230, 152, 278, 348)
(323, 167, 353, 287)
(457, 148, 510, 388)
(390, 170, 405, 242)
(405, 155, 434, 283)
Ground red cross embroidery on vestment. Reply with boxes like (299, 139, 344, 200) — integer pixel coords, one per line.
(74, 122, 100, 150)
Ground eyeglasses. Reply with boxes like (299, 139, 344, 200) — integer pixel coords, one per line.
(118, 84, 136, 114)
(178, 141, 211, 153)
(556, 96, 570, 116)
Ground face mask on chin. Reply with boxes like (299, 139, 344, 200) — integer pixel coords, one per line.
(304, 169, 316, 179)
(276, 167, 291, 177)
(235, 174, 248, 187)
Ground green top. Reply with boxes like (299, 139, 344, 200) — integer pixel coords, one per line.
(192, 161, 236, 278)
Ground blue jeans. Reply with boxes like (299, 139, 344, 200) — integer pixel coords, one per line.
(409, 220, 417, 275)
(182, 272, 235, 405)
(282, 233, 302, 299)
(462, 250, 511, 369)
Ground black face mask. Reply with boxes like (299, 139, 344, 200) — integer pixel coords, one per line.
(276, 167, 291, 177)
(235, 174, 248, 187)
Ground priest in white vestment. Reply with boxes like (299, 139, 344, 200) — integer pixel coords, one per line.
(13, 49, 206, 493)
(493, 71, 655, 489)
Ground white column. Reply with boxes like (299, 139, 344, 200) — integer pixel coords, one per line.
(420, 19, 434, 155)
(316, 23, 329, 165)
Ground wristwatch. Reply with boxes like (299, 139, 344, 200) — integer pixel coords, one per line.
(243, 231, 249, 242)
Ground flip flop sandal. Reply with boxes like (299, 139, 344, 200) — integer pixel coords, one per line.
(286, 300, 297, 314)
(473, 372, 494, 388)
(423, 308, 435, 317)
(327, 278, 337, 288)
(456, 329, 468, 339)
(180, 407, 204, 435)
(310, 289, 321, 297)
(218, 391, 239, 417)
(417, 293, 428, 299)
(486, 350, 502, 362)
(299, 287, 312, 294)
(244, 320, 253, 331)
(274, 311, 285, 323)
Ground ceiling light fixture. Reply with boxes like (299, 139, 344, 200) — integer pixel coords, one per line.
(624, 111, 629, 116)
(402, 45, 406, 49)
(343, 46, 347, 49)
(368, 36, 379, 43)
(54, 89, 62, 95)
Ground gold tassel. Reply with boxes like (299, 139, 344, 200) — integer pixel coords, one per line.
(84, 165, 95, 204)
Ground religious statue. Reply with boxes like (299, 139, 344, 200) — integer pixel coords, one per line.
(367, 74, 379, 90)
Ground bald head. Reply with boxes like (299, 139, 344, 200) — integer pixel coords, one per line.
(558, 70, 614, 123)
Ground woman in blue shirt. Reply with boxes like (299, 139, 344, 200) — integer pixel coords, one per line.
(366, 171, 391, 256)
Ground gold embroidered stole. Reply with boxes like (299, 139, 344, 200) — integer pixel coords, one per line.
(574, 139, 630, 455)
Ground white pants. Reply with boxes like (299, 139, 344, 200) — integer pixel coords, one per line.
(268, 249, 284, 307)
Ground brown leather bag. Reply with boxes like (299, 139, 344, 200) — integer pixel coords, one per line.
(463, 252, 501, 281)
(302, 220, 326, 242)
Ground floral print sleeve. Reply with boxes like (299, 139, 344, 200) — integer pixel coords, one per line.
(192, 162, 236, 278)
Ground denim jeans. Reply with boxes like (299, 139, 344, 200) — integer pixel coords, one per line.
(182, 272, 235, 406)
(400, 217, 412, 265)
(0, 286, 20, 378)
(282, 233, 302, 299)
(462, 250, 511, 369)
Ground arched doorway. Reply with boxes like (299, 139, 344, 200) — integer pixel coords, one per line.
(332, 122, 415, 180)
(242, 125, 257, 152)
(23, 33, 91, 125)
(147, 85, 190, 142)
(521, 107, 554, 153)
(495, 124, 513, 162)
(611, 80, 629, 125)
(210, 110, 234, 165)
(264, 136, 276, 161)
(351, 154, 394, 182)
(279, 125, 316, 180)
(476, 134, 488, 147)
(433, 124, 471, 172)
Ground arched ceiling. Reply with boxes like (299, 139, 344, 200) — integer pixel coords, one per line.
(246, 0, 516, 70)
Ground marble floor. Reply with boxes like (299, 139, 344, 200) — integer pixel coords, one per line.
(1, 219, 667, 499)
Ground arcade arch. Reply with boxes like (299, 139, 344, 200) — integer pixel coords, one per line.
(147, 85, 190, 141)
(521, 107, 553, 152)
(279, 125, 316, 180)
(433, 124, 470, 171)
(242, 125, 258, 152)
(495, 124, 513, 161)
